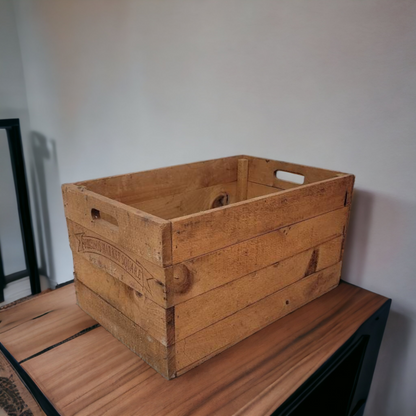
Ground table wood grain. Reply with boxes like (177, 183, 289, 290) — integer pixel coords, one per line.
(0, 282, 388, 416)
(0, 285, 96, 362)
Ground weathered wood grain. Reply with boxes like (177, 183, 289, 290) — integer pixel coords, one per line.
(247, 182, 283, 198)
(74, 254, 173, 346)
(172, 208, 348, 305)
(62, 184, 172, 267)
(237, 159, 249, 202)
(0, 285, 96, 362)
(130, 182, 238, 220)
(175, 262, 342, 371)
(67, 220, 170, 308)
(79, 156, 240, 203)
(245, 156, 345, 189)
(175, 237, 342, 341)
(75, 280, 175, 379)
(0, 285, 74, 335)
(17, 282, 388, 416)
(171, 175, 354, 263)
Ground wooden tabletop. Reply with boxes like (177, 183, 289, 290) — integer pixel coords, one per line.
(0, 282, 388, 416)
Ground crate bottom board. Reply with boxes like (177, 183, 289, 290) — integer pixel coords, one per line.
(75, 262, 341, 379)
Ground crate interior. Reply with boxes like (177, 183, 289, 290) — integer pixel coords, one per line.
(78, 156, 343, 220)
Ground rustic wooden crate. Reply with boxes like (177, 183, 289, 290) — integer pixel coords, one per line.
(62, 155, 354, 379)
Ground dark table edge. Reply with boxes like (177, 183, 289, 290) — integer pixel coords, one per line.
(273, 297, 392, 416)
(0, 342, 60, 416)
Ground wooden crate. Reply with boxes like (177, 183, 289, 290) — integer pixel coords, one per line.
(62, 155, 354, 379)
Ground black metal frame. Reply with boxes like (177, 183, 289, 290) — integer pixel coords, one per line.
(0, 119, 41, 302)
(273, 297, 391, 416)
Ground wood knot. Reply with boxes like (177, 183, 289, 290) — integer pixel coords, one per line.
(173, 264, 193, 294)
(305, 248, 319, 276)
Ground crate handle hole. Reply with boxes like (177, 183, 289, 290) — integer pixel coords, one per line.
(275, 170, 304, 185)
(91, 208, 100, 219)
(211, 193, 229, 209)
(91, 208, 119, 229)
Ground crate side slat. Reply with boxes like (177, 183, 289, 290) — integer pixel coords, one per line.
(74, 254, 173, 346)
(66, 220, 171, 308)
(77, 156, 241, 204)
(75, 280, 175, 379)
(172, 206, 349, 305)
(130, 182, 238, 220)
(63, 184, 172, 266)
(175, 262, 342, 372)
(171, 175, 354, 264)
(247, 182, 284, 198)
(244, 156, 347, 189)
(175, 236, 343, 341)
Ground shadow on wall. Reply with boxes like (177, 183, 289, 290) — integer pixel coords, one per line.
(29, 131, 59, 284)
(342, 189, 374, 287)
(367, 309, 412, 416)
(343, 189, 415, 415)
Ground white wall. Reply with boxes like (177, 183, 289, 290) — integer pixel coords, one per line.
(9, 1, 416, 414)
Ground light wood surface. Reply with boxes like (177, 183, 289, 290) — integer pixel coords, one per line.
(67, 220, 170, 308)
(62, 184, 172, 267)
(247, 182, 284, 198)
(172, 209, 347, 305)
(0, 285, 96, 362)
(79, 156, 240, 203)
(236, 158, 249, 201)
(171, 175, 353, 263)
(74, 254, 171, 345)
(174, 263, 342, 371)
(245, 156, 344, 189)
(131, 182, 238, 220)
(0, 282, 388, 416)
(75, 281, 175, 379)
(174, 239, 342, 341)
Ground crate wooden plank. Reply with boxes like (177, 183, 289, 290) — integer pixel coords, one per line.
(246, 156, 344, 189)
(171, 175, 354, 263)
(130, 182, 238, 220)
(247, 182, 283, 198)
(74, 254, 173, 346)
(175, 262, 342, 371)
(62, 184, 172, 267)
(172, 207, 348, 305)
(75, 280, 175, 379)
(175, 237, 342, 341)
(236, 158, 249, 201)
(66, 220, 170, 308)
(340, 177, 355, 259)
(79, 156, 240, 204)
